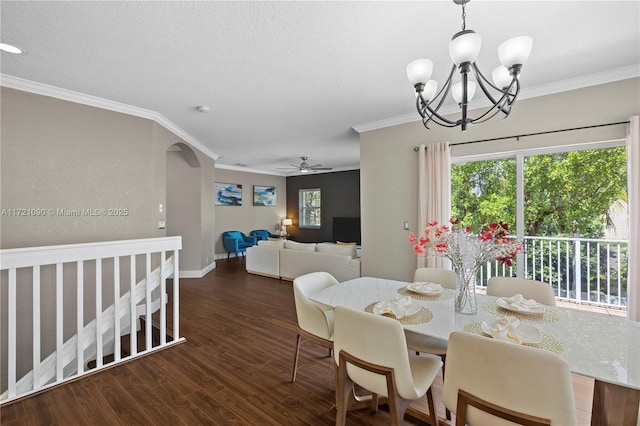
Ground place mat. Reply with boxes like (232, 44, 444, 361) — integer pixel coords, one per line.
(482, 302, 559, 324)
(463, 322, 564, 354)
(397, 287, 454, 301)
(364, 302, 433, 325)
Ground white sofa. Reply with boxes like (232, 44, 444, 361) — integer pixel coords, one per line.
(246, 240, 361, 282)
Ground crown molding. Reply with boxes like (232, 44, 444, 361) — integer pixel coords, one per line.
(0, 74, 219, 161)
(215, 163, 286, 176)
(352, 65, 640, 134)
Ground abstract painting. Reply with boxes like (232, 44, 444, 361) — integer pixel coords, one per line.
(215, 183, 242, 206)
(253, 185, 277, 206)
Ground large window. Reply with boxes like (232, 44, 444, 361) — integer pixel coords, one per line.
(299, 188, 321, 228)
(451, 143, 629, 308)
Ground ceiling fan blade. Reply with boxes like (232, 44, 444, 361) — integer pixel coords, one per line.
(307, 164, 322, 168)
(310, 167, 333, 170)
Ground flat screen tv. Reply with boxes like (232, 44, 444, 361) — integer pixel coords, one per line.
(332, 217, 361, 245)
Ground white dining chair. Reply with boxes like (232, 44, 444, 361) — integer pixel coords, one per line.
(443, 331, 576, 426)
(333, 306, 442, 426)
(486, 277, 556, 306)
(290, 271, 338, 382)
(405, 267, 456, 419)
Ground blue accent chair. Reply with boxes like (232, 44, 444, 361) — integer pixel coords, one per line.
(250, 229, 281, 241)
(222, 231, 257, 261)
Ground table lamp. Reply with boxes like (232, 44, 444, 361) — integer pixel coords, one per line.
(281, 218, 292, 238)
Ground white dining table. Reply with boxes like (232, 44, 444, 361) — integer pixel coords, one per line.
(309, 276, 640, 426)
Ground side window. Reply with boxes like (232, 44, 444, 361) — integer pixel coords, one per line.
(299, 189, 321, 228)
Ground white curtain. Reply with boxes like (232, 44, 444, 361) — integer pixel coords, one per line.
(627, 116, 639, 321)
(417, 142, 451, 269)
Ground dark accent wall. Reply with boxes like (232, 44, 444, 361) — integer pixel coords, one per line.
(286, 170, 360, 243)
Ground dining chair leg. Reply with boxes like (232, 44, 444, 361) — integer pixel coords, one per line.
(290, 333, 301, 383)
(426, 387, 438, 426)
(336, 356, 354, 426)
(441, 354, 450, 421)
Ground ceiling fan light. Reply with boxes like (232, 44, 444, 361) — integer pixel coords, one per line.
(406, 59, 433, 86)
(492, 65, 512, 88)
(301, 168, 309, 173)
(452, 81, 477, 105)
(498, 36, 533, 68)
(449, 30, 481, 66)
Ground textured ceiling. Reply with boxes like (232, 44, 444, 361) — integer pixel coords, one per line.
(1, 1, 639, 175)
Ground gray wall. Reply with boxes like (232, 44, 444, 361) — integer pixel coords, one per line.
(0, 87, 216, 271)
(214, 168, 286, 257)
(285, 170, 360, 243)
(360, 78, 640, 282)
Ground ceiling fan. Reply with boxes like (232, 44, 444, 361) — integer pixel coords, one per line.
(277, 156, 333, 173)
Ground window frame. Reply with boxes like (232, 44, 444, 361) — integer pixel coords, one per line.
(299, 188, 322, 229)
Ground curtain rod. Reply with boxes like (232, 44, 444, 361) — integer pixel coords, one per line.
(413, 121, 630, 151)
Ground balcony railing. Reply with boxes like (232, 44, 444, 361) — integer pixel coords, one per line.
(0, 237, 183, 404)
(477, 236, 628, 310)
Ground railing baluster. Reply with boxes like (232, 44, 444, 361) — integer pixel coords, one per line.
(77, 261, 84, 375)
(33, 266, 41, 391)
(565, 241, 570, 299)
(586, 242, 591, 302)
(8, 268, 17, 398)
(160, 251, 167, 345)
(173, 250, 180, 339)
(130, 255, 137, 357)
(606, 244, 611, 304)
(597, 242, 602, 303)
(96, 259, 103, 368)
(617, 243, 622, 307)
(56, 263, 63, 381)
(556, 240, 561, 297)
(575, 239, 582, 304)
(114, 257, 120, 362)
(145, 253, 152, 350)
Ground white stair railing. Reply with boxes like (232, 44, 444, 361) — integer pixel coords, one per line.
(0, 237, 183, 404)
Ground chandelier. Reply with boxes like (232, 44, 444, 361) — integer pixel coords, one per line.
(406, 0, 532, 131)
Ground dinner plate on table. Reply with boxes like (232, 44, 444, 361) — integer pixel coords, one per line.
(496, 297, 545, 314)
(406, 282, 443, 296)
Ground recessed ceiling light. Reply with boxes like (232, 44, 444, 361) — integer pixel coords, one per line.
(196, 105, 210, 113)
(0, 43, 23, 54)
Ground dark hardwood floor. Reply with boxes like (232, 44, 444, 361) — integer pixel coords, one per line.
(1, 260, 594, 425)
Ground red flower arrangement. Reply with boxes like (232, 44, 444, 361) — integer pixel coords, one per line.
(409, 218, 522, 269)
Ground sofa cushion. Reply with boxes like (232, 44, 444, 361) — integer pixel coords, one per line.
(284, 240, 317, 252)
(258, 239, 286, 249)
(317, 243, 357, 258)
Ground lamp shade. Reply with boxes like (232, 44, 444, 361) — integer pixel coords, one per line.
(406, 59, 433, 85)
(421, 80, 438, 102)
(449, 30, 481, 65)
(498, 36, 533, 68)
(491, 65, 512, 88)
(452, 81, 477, 105)
(281, 218, 292, 226)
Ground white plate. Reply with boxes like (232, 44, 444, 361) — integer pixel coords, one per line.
(481, 320, 542, 344)
(406, 282, 443, 295)
(496, 297, 545, 314)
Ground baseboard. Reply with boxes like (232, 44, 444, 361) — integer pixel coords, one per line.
(179, 260, 216, 278)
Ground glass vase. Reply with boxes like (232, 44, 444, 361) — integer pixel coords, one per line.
(454, 263, 478, 315)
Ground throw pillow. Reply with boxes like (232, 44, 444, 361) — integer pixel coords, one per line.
(337, 241, 357, 246)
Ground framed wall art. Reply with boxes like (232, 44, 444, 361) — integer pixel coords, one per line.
(253, 185, 276, 206)
(215, 182, 242, 206)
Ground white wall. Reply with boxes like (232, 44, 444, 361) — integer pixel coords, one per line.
(214, 168, 286, 257)
(360, 78, 640, 282)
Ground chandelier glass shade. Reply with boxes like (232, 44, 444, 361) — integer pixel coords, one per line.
(407, 0, 532, 131)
